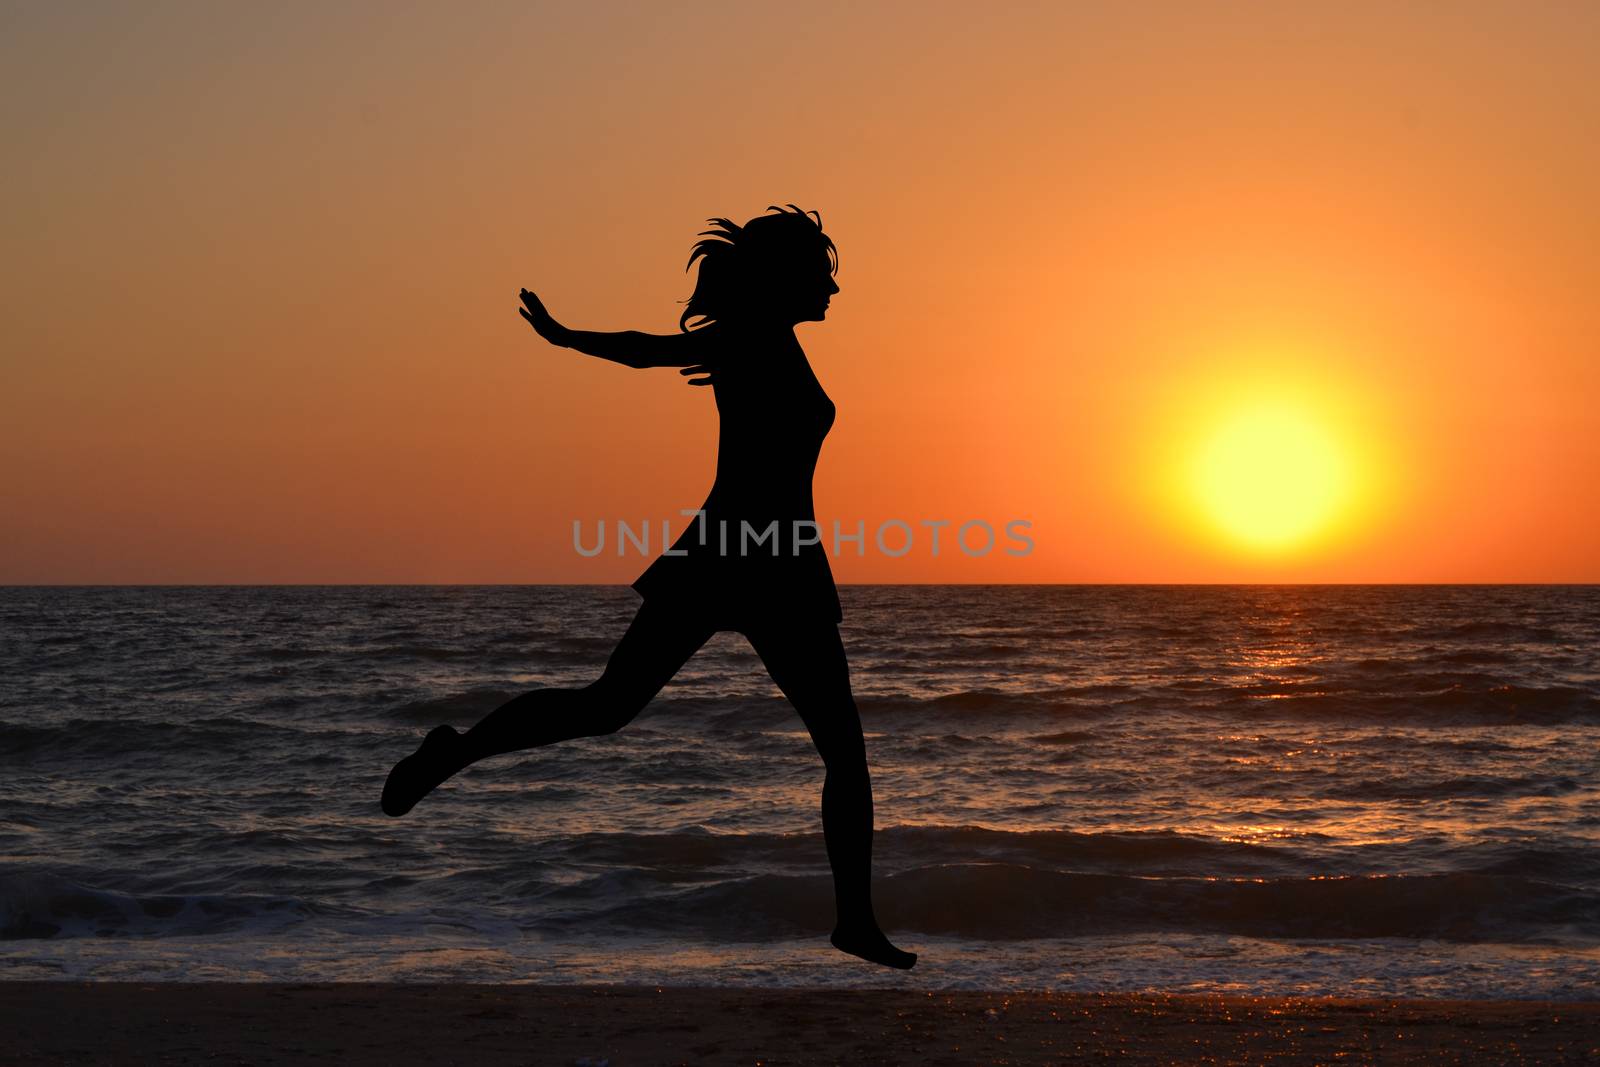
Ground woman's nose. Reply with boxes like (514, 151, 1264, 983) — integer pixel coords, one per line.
(827, 279, 840, 295)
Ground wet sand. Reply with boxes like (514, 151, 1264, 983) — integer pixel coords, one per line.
(3, 983, 1597, 1065)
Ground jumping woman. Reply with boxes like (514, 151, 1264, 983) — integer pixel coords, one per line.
(382, 205, 916, 970)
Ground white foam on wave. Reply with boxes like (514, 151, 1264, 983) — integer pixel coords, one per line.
(5, 929, 1599, 1000)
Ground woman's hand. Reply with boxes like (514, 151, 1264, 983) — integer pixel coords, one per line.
(518, 289, 573, 348)
(679, 364, 716, 387)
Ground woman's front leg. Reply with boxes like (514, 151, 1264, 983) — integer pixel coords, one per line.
(382, 600, 713, 817)
(743, 620, 916, 970)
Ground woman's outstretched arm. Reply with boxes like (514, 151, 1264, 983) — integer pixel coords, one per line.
(519, 289, 715, 369)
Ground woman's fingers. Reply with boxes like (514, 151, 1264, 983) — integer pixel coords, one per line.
(519, 289, 549, 317)
(680, 364, 715, 386)
(518, 293, 555, 327)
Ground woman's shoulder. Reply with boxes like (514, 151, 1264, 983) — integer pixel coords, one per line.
(685, 320, 742, 362)
(695, 322, 800, 368)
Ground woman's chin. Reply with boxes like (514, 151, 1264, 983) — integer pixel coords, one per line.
(780, 305, 829, 326)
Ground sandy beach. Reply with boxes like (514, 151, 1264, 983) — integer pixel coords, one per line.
(2, 983, 1596, 1065)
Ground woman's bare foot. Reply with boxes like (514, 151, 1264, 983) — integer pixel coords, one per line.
(381, 725, 464, 817)
(831, 922, 917, 970)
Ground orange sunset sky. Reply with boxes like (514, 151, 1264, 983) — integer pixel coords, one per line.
(3, 2, 1596, 584)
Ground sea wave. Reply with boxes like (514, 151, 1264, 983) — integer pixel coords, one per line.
(555, 864, 1600, 944)
(547, 825, 1320, 877)
(0, 717, 324, 761)
(851, 683, 1600, 724)
(370, 675, 1600, 729)
(0, 871, 318, 941)
(1212, 684, 1600, 725)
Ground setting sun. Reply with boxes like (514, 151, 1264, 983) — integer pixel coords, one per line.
(1133, 353, 1395, 572)
(1191, 405, 1350, 552)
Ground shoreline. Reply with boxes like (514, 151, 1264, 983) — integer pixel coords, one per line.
(4, 983, 1598, 1065)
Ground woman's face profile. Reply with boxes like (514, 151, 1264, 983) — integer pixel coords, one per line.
(779, 247, 840, 325)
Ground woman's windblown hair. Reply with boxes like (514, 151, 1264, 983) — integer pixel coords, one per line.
(679, 204, 838, 331)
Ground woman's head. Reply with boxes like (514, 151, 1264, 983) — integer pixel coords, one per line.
(680, 204, 839, 331)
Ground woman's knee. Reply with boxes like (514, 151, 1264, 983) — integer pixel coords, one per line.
(813, 728, 869, 776)
(579, 671, 654, 736)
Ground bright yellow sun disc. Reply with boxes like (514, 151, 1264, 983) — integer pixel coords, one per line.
(1192, 407, 1348, 550)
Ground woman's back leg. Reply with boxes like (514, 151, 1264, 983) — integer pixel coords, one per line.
(382, 600, 715, 816)
(742, 619, 916, 969)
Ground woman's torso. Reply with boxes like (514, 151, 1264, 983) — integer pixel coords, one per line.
(700, 326, 835, 526)
(634, 324, 842, 626)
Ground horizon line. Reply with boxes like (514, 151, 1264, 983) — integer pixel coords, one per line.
(4, 581, 1597, 589)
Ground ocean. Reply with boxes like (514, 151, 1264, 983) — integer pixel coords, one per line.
(2, 585, 1598, 998)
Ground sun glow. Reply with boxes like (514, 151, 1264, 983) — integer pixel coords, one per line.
(1190, 405, 1350, 551)
(1130, 348, 1395, 565)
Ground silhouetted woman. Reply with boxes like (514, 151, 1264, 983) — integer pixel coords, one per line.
(382, 206, 915, 970)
